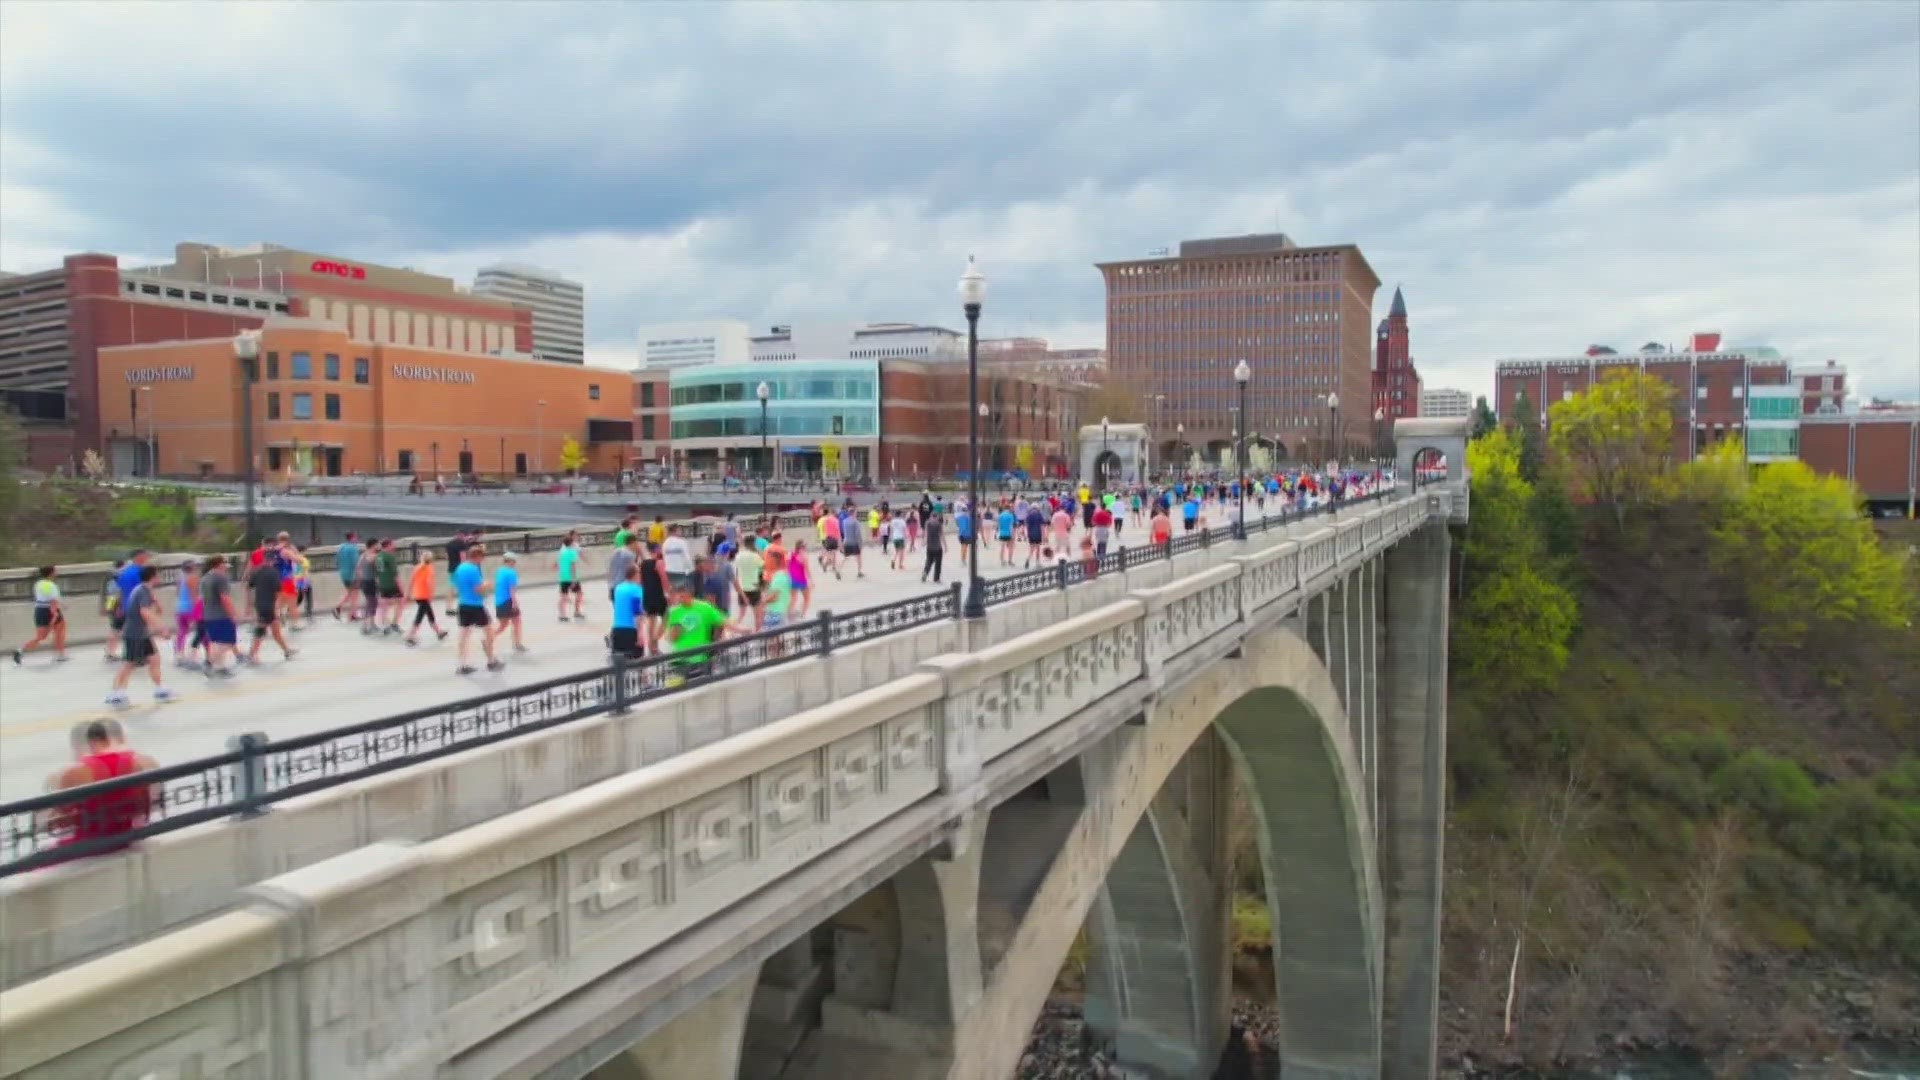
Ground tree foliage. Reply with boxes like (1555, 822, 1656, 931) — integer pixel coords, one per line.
(1547, 369, 1674, 532)
(1508, 388, 1547, 483)
(1472, 395, 1499, 440)
(1710, 460, 1911, 649)
(1080, 372, 1151, 426)
(558, 436, 587, 475)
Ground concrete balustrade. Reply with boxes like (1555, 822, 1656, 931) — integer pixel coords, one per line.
(0, 480, 1465, 1080)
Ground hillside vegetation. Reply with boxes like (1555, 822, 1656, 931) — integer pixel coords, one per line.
(1442, 372, 1918, 1069)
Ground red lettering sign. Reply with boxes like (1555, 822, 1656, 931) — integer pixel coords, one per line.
(310, 259, 367, 281)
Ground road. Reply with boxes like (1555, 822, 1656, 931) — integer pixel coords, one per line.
(1, 535, 1081, 800)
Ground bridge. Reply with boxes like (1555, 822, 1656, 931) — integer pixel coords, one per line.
(0, 419, 1469, 1080)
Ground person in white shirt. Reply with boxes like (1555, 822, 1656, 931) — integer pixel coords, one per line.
(888, 510, 909, 570)
(661, 523, 695, 593)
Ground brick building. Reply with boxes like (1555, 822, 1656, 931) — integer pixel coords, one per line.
(1372, 286, 1421, 423)
(1098, 233, 1380, 464)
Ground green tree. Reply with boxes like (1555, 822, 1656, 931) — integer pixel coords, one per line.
(1471, 395, 1499, 440)
(1455, 562, 1580, 698)
(1711, 460, 1910, 649)
(1508, 389, 1546, 483)
(558, 436, 587, 475)
(1547, 369, 1675, 533)
(1464, 428, 1537, 571)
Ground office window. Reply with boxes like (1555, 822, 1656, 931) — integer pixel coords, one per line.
(354, 357, 369, 384)
(589, 384, 601, 400)
(324, 353, 340, 381)
(641, 416, 656, 439)
(640, 382, 655, 407)
(324, 393, 341, 420)
(290, 351, 312, 380)
(292, 392, 313, 420)
(266, 352, 280, 380)
(267, 392, 281, 420)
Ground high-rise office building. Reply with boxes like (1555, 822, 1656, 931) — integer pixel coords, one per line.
(1098, 233, 1380, 461)
(1419, 387, 1471, 419)
(473, 263, 585, 364)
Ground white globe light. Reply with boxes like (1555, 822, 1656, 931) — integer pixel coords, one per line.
(958, 255, 987, 308)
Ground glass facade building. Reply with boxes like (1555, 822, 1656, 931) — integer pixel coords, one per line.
(668, 361, 880, 477)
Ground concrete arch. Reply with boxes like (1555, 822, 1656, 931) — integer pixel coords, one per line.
(1076, 626, 1384, 1078)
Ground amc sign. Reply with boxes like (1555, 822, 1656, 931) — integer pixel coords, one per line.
(124, 366, 194, 384)
(391, 364, 477, 385)
(311, 259, 367, 281)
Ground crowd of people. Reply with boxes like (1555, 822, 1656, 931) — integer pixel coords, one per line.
(10, 466, 1391, 711)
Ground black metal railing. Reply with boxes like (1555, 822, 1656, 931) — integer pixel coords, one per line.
(0, 487, 1400, 876)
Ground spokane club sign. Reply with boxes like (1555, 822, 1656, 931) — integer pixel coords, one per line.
(390, 363, 477, 385)
(125, 366, 194, 384)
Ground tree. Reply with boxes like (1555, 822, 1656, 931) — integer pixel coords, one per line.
(1472, 395, 1499, 440)
(1080, 372, 1150, 426)
(1508, 389, 1547, 483)
(1457, 428, 1580, 700)
(1547, 369, 1674, 533)
(558, 436, 586, 476)
(1464, 428, 1538, 571)
(1014, 443, 1035, 475)
(1710, 460, 1911, 649)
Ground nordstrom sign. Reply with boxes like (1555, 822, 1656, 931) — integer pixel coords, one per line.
(390, 364, 477, 385)
(125, 366, 194, 384)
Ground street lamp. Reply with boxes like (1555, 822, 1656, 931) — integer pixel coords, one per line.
(1233, 359, 1250, 539)
(1100, 415, 1109, 489)
(1176, 422, 1185, 477)
(232, 331, 260, 544)
(1326, 390, 1341, 517)
(535, 399, 548, 473)
(756, 380, 771, 521)
(959, 255, 987, 619)
(1150, 393, 1167, 478)
(1373, 405, 1387, 468)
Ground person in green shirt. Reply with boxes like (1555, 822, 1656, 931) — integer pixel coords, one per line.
(555, 532, 585, 622)
(733, 543, 766, 632)
(373, 540, 403, 635)
(663, 580, 729, 681)
(612, 516, 635, 551)
(763, 551, 793, 629)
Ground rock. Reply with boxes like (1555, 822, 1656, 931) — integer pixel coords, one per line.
(1844, 990, 1874, 1010)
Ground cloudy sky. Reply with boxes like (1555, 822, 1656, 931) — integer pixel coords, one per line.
(3, 1, 1916, 400)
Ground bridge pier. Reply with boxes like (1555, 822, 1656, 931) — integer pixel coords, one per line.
(586, 963, 760, 1080)
(1378, 523, 1451, 1079)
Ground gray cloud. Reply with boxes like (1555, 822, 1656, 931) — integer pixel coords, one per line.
(2, 0, 1916, 400)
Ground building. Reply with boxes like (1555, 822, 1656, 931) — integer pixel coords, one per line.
(1799, 411, 1919, 511)
(636, 320, 753, 369)
(980, 338, 1107, 387)
(1098, 232, 1380, 464)
(1419, 387, 1471, 419)
(0, 254, 286, 467)
(750, 322, 965, 363)
(630, 368, 672, 471)
(94, 321, 633, 480)
(1796, 359, 1848, 415)
(662, 359, 1079, 482)
(1372, 286, 1422, 422)
(472, 263, 585, 364)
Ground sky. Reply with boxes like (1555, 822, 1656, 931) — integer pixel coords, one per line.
(2, 1, 1917, 402)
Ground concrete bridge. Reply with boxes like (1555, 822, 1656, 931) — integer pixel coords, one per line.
(0, 420, 1469, 1080)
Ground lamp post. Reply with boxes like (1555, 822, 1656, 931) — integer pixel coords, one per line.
(1176, 422, 1185, 478)
(1233, 359, 1250, 539)
(1373, 405, 1387, 470)
(430, 441, 440, 483)
(756, 380, 771, 521)
(1100, 415, 1109, 490)
(959, 255, 987, 619)
(1326, 390, 1341, 517)
(535, 399, 548, 473)
(1149, 393, 1167, 479)
(232, 331, 260, 544)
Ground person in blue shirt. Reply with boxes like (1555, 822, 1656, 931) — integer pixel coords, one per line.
(996, 506, 1017, 567)
(332, 532, 362, 621)
(1182, 494, 1201, 533)
(451, 546, 503, 676)
(955, 508, 973, 567)
(609, 564, 644, 658)
(106, 550, 148, 661)
(492, 551, 525, 653)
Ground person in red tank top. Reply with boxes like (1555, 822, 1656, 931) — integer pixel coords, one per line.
(48, 720, 158, 855)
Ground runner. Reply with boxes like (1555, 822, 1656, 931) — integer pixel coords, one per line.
(788, 540, 814, 617)
(354, 537, 380, 629)
(1051, 500, 1074, 553)
(661, 523, 695, 594)
(48, 720, 157, 857)
(996, 502, 1016, 567)
(173, 559, 201, 670)
(817, 506, 842, 579)
(106, 551, 149, 662)
(840, 506, 866, 579)
(638, 542, 670, 654)
(293, 544, 314, 626)
(106, 564, 173, 707)
(647, 514, 667, 546)
(373, 539, 403, 635)
(663, 578, 729, 684)
(762, 549, 793, 631)
(198, 554, 239, 677)
(556, 531, 586, 621)
(332, 531, 362, 620)
(1024, 501, 1046, 568)
(403, 550, 448, 646)
(699, 549, 736, 627)
(1151, 502, 1174, 547)
(607, 534, 640, 610)
(921, 510, 946, 583)
(245, 551, 296, 664)
(452, 545, 505, 675)
(612, 516, 635, 550)
(273, 534, 300, 627)
(955, 501, 973, 570)
(888, 509, 909, 570)
(608, 563, 644, 658)
(733, 537, 766, 632)
(1182, 490, 1201, 533)
(13, 565, 68, 664)
(493, 551, 526, 653)
(1092, 499, 1114, 557)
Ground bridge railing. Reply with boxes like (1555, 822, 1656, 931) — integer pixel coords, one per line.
(0, 489, 1393, 878)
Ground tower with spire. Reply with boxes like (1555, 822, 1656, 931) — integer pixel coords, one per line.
(1372, 285, 1421, 423)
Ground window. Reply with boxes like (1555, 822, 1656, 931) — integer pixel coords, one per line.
(354, 357, 369, 384)
(514, 452, 528, 477)
(291, 392, 313, 420)
(640, 382, 655, 407)
(397, 449, 415, 472)
(290, 352, 312, 380)
(641, 415, 656, 439)
(589, 383, 600, 400)
(324, 353, 340, 381)
(266, 392, 281, 420)
(266, 351, 280, 380)
(324, 393, 341, 421)
(1732, 385, 1745, 399)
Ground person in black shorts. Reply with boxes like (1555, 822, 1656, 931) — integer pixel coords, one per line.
(245, 554, 295, 664)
